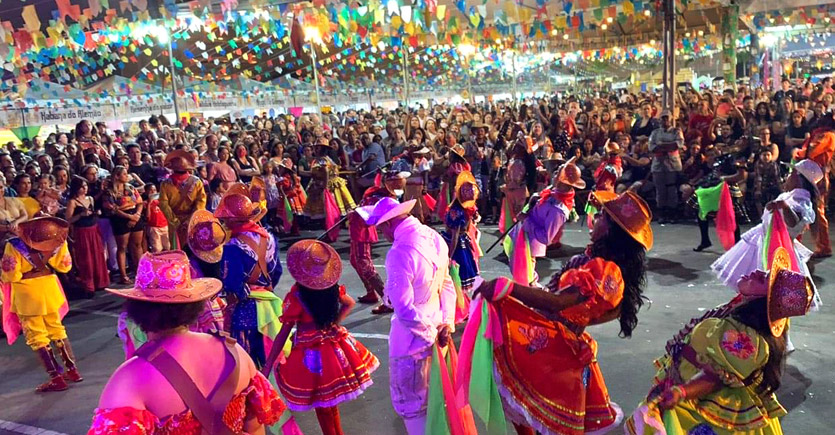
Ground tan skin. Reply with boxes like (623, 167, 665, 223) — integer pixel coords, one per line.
(65, 181, 94, 225)
(97, 328, 266, 434)
(109, 168, 145, 282)
(0, 176, 27, 234)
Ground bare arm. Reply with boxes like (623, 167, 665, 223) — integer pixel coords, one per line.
(505, 283, 586, 316)
(261, 322, 293, 377)
(337, 291, 355, 324)
(658, 372, 723, 410)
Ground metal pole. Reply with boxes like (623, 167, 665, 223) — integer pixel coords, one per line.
(167, 31, 181, 127)
(661, 0, 676, 112)
(402, 48, 410, 109)
(310, 46, 322, 115)
(511, 51, 518, 103)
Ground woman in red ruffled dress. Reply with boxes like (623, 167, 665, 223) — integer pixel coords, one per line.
(88, 251, 294, 435)
(263, 240, 380, 435)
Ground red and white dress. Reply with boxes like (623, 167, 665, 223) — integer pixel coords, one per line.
(87, 372, 285, 434)
(275, 285, 380, 411)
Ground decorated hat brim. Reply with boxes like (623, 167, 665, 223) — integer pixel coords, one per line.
(105, 277, 222, 303)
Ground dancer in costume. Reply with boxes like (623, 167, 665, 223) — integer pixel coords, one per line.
(690, 151, 748, 252)
(625, 248, 813, 435)
(796, 131, 835, 258)
(398, 145, 433, 223)
(440, 170, 481, 323)
(472, 191, 653, 435)
(215, 190, 284, 368)
(350, 170, 409, 315)
(304, 138, 356, 241)
(499, 141, 529, 234)
(1, 217, 79, 392)
(90, 250, 296, 435)
(159, 149, 207, 249)
(712, 159, 822, 305)
(355, 197, 456, 435)
(435, 144, 471, 222)
(504, 158, 586, 286)
(115, 209, 230, 358)
(263, 240, 379, 435)
(276, 158, 307, 236)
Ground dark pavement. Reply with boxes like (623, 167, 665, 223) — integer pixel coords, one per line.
(0, 219, 833, 434)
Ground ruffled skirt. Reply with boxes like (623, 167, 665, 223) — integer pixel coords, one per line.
(711, 225, 821, 309)
(276, 325, 379, 411)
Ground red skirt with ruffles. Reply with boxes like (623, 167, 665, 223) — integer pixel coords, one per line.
(71, 224, 110, 292)
(276, 324, 379, 411)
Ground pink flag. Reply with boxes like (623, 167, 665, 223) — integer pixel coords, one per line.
(715, 182, 738, 250)
(323, 189, 342, 242)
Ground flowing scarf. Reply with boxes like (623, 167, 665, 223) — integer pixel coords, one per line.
(323, 189, 342, 242)
(761, 210, 800, 272)
(426, 342, 477, 435)
(504, 227, 535, 285)
(456, 294, 508, 435)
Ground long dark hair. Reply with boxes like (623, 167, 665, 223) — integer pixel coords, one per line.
(731, 298, 786, 396)
(589, 214, 647, 338)
(297, 284, 341, 328)
(68, 176, 87, 199)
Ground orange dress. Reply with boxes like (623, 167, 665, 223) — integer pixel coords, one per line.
(275, 285, 380, 411)
(87, 372, 284, 434)
(493, 258, 624, 435)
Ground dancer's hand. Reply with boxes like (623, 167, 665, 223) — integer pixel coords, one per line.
(437, 325, 452, 347)
(473, 278, 498, 301)
(657, 387, 684, 410)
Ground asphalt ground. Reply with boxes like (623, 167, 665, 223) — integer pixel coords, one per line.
(1, 219, 833, 434)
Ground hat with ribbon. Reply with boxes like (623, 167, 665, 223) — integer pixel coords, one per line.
(286, 240, 342, 290)
(355, 197, 416, 226)
(556, 156, 586, 189)
(767, 247, 814, 337)
(187, 210, 230, 264)
(18, 217, 70, 252)
(164, 149, 196, 172)
(600, 191, 653, 251)
(106, 251, 222, 303)
(454, 170, 480, 209)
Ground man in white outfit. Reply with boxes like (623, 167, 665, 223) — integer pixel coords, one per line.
(356, 197, 456, 435)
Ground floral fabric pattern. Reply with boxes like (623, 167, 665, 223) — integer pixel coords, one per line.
(721, 330, 756, 360)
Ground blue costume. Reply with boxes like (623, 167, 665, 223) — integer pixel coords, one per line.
(221, 228, 283, 367)
(441, 201, 479, 290)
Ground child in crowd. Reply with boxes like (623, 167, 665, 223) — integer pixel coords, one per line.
(262, 160, 282, 228)
(36, 174, 62, 216)
(263, 240, 379, 435)
(753, 149, 782, 216)
(144, 184, 170, 252)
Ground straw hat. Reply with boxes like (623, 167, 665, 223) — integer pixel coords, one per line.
(18, 217, 70, 252)
(164, 149, 196, 171)
(600, 191, 653, 251)
(286, 240, 342, 290)
(187, 210, 230, 264)
(470, 122, 488, 131)
(454, 170, 480, 209)
(588, 190, 618, 209)
(449, 144, 466, 159)
(556, 157, 586, 189)
(278, 157, 295, 172)
(383, 170, 410, 194)
(217, 180, 267, 222)
(603, 141, 621, 155)
(355, 197, 416, 226)
(214, 193, 264, 222)
(106, 251, 222, 303)
(793, 159, 823, 186)
(408, 145, 431, 155)
(767, 247, 814, 337)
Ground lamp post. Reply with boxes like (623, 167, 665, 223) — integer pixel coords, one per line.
(165, 30, 181, 127)
(511, 51, 519, 103)
(402, 47, 410, 110)
(458, 43, 476, 104)
(304, 26, 323, 115)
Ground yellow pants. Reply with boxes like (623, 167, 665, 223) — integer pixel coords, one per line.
(19, 312, 67, 350)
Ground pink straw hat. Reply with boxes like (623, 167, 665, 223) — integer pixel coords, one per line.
(106, 251, 222, 303)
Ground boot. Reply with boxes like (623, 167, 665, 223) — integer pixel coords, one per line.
(693, 218, 712, 252)
(35, 346, 69, 393)
(54, 339, 83, 383)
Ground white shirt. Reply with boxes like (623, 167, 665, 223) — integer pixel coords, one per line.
(384, 216, 456, 357)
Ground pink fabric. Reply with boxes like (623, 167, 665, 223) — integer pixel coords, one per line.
(768, 211, 800, 272)
(455, 297, 484, 404)
(436, 343, 477, 435)
(281, 417, 305, 435)
(323, 189, 342, 242)
(484, 302, 502, 345)
(423, 193, 437, 212)
(716, 182, 738, 250)
(289, 107, 304, 118)
(510, 227, 533, 285)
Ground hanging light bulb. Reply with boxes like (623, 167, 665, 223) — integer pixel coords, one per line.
(563, 34, 569, 40)
(601, 23, 608, 30)
(644, 10, 651, 17)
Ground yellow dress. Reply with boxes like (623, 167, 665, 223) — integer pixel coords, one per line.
(303, 157, 355, 217)
(18, 196, 41, 219)
(625, 318, 785, 435)
(159, 175, 207, 247)
(2, 239, 71, 316)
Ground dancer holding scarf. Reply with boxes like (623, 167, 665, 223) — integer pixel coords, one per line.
(464, 191, 653, 435)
